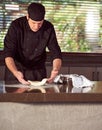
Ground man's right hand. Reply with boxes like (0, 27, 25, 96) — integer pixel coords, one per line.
(5, 57, 30, 85)
(13, 71, 30, 85)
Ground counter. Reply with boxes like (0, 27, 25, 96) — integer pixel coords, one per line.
(0, 81, 102, 102)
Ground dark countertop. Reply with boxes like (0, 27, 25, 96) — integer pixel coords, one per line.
(0, 81, 102, 103)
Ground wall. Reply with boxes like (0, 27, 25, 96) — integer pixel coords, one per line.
(0, 103, 102, 130)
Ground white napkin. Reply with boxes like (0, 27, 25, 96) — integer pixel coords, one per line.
(54, 74, 94, 93)
(70, 74, 94, 93)
(70, 74, 94, 88)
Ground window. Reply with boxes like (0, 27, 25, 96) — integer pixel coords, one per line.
(0, 0, 102, 52)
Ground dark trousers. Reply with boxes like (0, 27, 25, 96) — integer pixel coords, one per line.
(5, 62, 47, 84)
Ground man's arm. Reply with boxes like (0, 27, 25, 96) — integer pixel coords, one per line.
(5, 57, 29, 84)
(47, 58, 62, 83)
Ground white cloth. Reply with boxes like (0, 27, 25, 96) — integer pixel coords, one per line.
(54, 74, 94, 93)
(70, 74, 94, 88)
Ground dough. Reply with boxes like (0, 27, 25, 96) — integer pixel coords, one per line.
(27, 78, 47, 93)
(28, 78, 47, 86)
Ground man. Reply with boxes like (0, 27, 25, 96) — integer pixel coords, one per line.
(4, 2, 62, 85)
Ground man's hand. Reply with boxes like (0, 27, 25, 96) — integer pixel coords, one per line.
(47, 70, 59, 83)
(47, 58, 62, 83)
(13, 70, 30, 85)
(5, 57, 30, 84)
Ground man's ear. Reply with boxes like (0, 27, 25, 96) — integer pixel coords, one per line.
(26, 14, 29, 20)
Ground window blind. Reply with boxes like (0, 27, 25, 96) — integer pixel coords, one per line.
(0, 0, 102, 52)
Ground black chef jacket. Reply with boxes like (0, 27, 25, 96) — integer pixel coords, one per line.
(4, 16, 62, 70)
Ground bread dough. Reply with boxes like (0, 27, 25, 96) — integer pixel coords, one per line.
(28, 78, 47, 86)
(27, 78, 47, 93)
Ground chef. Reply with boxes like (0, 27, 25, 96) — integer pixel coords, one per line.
(4, 2, 62, 85)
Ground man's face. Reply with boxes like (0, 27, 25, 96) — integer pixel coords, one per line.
(27, 17, 44, 32)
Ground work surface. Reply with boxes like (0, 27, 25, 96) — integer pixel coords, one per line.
(0, 81, 102, 102)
